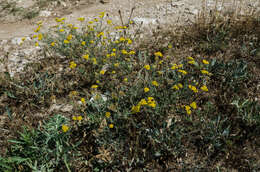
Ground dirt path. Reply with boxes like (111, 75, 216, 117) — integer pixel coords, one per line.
(0, 0, 202, 39)
(1, 0, 259, 39)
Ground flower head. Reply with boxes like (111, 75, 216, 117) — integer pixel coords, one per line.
(201, 70, 210, 75)
(69, 61, 77, 69)
(190, 102, 197, 109)
(152, 81, 159, 87)
(144, 87, 150, 93)
(202, 59, 209, 65)
(144, 65, 150, 70)
(105, 112, 111, 118)
(62, 125, 69, 132)
(188, 85, 198, 93)
(77, 116, 83, 121)
(81, 98, 86, 104)
(201, 85, 208, 92)
(154, 51, 163, 57)
(91, 85, 98, 89)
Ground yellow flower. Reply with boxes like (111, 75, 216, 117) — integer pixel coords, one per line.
(154, 51, 163, 57)
(62, 125, 69, 132)
(97, 32, 104, 37)
(127, 39, 132, 44)
(38, 33, 43, 41)
(34, 26, 41, 33)
(90, 40, 94, 44)
(100, 70, 105, 75)
(188, 61, 195, 65)
(77, 17, 85, 22)
(144, 65, 150, 70)
(148, 102, 156, 108)
(172, 85, 179, 90)
(201, 85, 208, 92)
(83, 54, 89, 60)
(139, 99, 148, 106)
(59, 29, 64, 32)
(178, 70, 187, 75)
(112, 48, 116, 52)
(112, 70, 116, 74)
(152, 81, 159, 87)
(94, 18, 99, 22)
(91, 85, 98, 89)
(171, 64, 177, 70)
(177, 83, 183, 88)
(190, 102, 197, 109)
(21, 37, 26, 41)
(77, 116, 83, 121)
(81, 98, 86, 104)
(105, 112, 111, 118)
(51, 42, 55, 46)
(124, 78, 128, 82)
(92, 57, 97, 64)
(187, 56, 194, 61)
(119, 37, 125, 41)
(67, 24, 73, 28)
(109, 124, 114, 129)
(202, 59, 209, 65)
(185, 105, 192, 115)
(131, 105, 141, 113)
(88, 21, 94, 24)
(96, 80, 100, 84)
(67, 34, 72, 40)
(81, 41, 86, 46)
(111, 52, 116, 57)
(35, 42, 39, 47)
(73, 27, 78, 30)
(72, 116, 77, 121)
(33, 35, 37, 38)
(64, 40, 70, 44)
(188, 85, 198, 93)
(201, 70, 210, 75)
(69, 61, 77, 69)
(114, 63, 119, 67)
(121, 50, 128, 54)
(147, 97, 155, 103)
(144, 87, 150, 93)
(168, 44, 173, 49)
(107, 20, 112, 25)
(129, 51, 136, 55)
(178, 64, 183, 68)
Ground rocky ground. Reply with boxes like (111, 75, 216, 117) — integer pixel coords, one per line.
(0, 0, 259, 77)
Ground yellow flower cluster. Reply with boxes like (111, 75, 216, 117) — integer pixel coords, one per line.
(188, 85, 198, 93)
(184, 101, 197, 115)
(72, 115, 83, 121)
(172, 83, 183, 90)
(131, 97, 157, 114)
(171, 64, 183, 70)
(69, 61, 77, 69)
(154, 51, 163, 57)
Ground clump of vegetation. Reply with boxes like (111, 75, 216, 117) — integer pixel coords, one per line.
(0, 8, 259, 171)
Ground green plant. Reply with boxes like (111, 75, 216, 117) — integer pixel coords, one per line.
(1, 115, 77, 171)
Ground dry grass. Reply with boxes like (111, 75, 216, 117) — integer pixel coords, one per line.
(0, 1, 260, 171)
